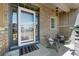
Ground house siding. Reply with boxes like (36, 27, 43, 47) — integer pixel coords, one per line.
(34, 4, 59, 46)
(59, 8, 79, 40)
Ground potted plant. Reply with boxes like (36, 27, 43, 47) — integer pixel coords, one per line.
(73, 25, 79, 34)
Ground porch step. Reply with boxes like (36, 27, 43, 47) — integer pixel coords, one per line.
(19, 44, 39, 55)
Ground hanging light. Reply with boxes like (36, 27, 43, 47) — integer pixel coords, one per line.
(56, 7, 59, 16)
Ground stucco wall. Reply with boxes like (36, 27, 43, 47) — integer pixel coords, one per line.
(0, 4, 8, 55)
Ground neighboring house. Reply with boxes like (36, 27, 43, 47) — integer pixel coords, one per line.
(0, 3, 79, 56)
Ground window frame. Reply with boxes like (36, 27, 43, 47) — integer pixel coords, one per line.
(50, 16, 57, 30)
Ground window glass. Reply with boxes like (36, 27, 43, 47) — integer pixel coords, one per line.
(20, 11, 34, 41)
(51, 18, 55, 28)
(9, 7, 18, 49)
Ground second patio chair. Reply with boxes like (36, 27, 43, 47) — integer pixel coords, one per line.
(44, 34, 60, 52)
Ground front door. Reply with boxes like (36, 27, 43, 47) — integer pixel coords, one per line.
(18, 7, 36, 46)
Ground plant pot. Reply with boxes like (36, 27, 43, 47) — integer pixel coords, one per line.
(75, 31, 79, 34)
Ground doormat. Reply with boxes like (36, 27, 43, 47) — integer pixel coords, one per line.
(19, 44, 39, 55)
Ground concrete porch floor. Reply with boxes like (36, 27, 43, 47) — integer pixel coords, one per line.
(4, 43, 74, 56)
(23, 44, 73, 56)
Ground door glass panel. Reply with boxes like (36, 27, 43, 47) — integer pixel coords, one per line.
(35, 15, 39, 41)
(20, 11, 34, 41)
(18, 7, 36, 46)
(10, 7, 18, 49)
(12, 12, 18, 41)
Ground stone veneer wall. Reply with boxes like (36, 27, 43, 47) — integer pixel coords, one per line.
(0, 4, 9, 55)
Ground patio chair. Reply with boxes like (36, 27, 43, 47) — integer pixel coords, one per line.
(56, 34, 65, 44)
(44, 34, 60, 52)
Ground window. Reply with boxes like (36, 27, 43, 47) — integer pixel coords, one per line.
(51, 18, 55, 28)
(50, 17, 56, 30)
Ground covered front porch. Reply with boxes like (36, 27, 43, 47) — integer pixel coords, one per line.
(0, 3, 79, 56)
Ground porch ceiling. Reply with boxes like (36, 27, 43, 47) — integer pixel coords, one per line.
(41, 3, 79, 13)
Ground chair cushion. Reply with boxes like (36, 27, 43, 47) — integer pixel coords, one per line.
(48, 38, 54, 45)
